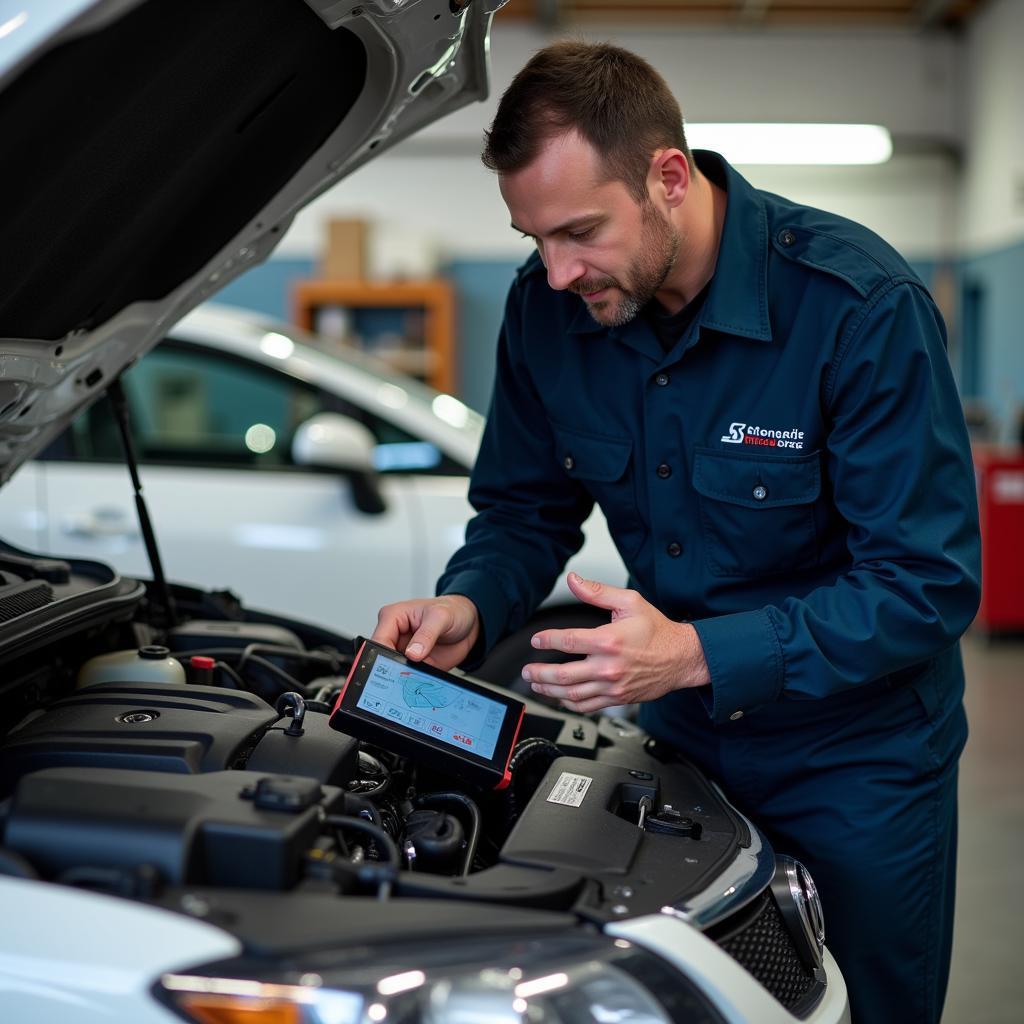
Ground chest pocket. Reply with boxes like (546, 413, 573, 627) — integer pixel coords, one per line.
(693, 447, 821, 578)
(552, 423, 644, 563)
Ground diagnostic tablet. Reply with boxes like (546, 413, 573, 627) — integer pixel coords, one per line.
(330, 638, 525, 790)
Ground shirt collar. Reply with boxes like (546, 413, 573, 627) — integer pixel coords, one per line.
(694, 150, 773, 343)
(567, 151, 773, 344)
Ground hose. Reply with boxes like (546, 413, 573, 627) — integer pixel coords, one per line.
(414, 791, 481, 876)
(324, 814, 400, 900)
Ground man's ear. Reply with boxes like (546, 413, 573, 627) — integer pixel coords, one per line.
(650, 148, 690, 209)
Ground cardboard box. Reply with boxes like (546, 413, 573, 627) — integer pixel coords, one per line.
(322, 218, 368, 279)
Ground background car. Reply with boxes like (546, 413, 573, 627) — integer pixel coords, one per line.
(0, 304, 625, 646)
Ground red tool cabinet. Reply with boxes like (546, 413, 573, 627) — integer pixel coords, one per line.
(972, 445, 1024, 632)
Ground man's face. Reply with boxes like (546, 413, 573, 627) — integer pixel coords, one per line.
(499, 131, 678, 327)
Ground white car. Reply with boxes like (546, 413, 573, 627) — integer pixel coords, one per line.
(0, 302, 626, 645)
(0, 2, 849, 1023)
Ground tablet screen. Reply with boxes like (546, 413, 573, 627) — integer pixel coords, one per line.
(356, 653, 508, 760)
(331, 638, 526, 789)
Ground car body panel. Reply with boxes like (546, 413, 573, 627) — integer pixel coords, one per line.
(38, 462, 421, 629)
(0, 876, 240, 1024)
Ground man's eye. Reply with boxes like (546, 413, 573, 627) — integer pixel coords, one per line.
(569, 227, 596, 241)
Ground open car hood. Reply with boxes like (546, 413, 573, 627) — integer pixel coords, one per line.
(0, 0, 504, 485)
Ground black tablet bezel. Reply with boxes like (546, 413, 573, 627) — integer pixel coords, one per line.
(330, 637, 525, 790)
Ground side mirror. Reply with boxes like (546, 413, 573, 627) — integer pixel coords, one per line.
(292, 413, 385, 515)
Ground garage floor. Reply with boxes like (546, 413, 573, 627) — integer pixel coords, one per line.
(942, 632, 1024, 1023)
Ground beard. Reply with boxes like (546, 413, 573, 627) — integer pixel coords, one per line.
(572, 202, 679, 328)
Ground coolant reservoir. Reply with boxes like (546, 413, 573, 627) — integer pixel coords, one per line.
(77, 645, 186, 688)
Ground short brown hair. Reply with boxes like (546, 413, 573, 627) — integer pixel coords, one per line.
(482, 40, 692, 203)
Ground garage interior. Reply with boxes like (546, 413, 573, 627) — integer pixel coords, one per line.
(1, 1, 1021, 1021)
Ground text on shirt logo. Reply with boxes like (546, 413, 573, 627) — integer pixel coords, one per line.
(720, 422, 805, 450)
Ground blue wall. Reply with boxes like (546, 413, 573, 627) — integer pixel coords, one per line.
(211, 246, 1022, 437)
(957, 238, 1024, 440)
(216, 257, 316, 322)
(444, 259, 521, 412)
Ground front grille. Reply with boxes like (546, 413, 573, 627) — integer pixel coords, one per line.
(709, 891, 817, 1012)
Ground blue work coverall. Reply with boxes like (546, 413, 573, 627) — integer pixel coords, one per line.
(438, 150, 981, 1024)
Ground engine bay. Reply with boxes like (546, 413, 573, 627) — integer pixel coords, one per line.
(0, 550, 831, 1019)
(0, 560, 745, 924)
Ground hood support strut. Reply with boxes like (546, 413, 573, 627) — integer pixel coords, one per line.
(107, 379, 178, 628)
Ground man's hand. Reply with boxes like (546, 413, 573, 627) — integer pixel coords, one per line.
(524, 572, 711, 713)
(372, 595, 480, 671)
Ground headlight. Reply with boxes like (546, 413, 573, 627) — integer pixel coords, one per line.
(156, 932, 721, 1024)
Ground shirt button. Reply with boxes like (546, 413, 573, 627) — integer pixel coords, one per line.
(779, 228, 796, 247)
(666, 541, 682, 557)
(752, 484, 768, 501)
(655, 373, 669, 386)
(656, 463, 672, 479)
(729, 710, 745, 721)
(563, 455, 575, 471)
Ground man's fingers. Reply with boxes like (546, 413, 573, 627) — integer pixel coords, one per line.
(524, 654, 620, 688)
(370, 625, 398, 648)
(405, 604, 456, 660)
(565, 571, 635, 613)
(559, 695, 618, 715)
(531, 621, 620, 656)
(371, 607, 405, 649)
(528, 675, 608, 704)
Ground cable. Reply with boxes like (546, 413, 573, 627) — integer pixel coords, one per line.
(324, 814, 400, 900)
(313, 682, 339, 704)
(241, 652, 302, 694)
(238, 643, 338, 676)
(324, 815, 399, 866)
(343, 792, 382, 828)
(345, 750, 392, 799)
(214, 660, 244, 689)
(172, 645, 343, 694)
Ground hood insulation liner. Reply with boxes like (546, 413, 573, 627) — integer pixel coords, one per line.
(0, 0, 366, 340)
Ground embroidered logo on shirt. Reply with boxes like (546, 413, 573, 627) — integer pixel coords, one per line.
(721, 422, 806, 450)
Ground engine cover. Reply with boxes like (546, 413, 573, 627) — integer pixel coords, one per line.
(5, 767, 346, 889)
(0, 683, 358, 796)
(0, 683, 277, 795)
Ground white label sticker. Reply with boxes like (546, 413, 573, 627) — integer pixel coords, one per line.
(993, 470, 1024, 503)
(547, 771, 593, 807)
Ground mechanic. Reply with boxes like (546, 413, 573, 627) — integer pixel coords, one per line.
(373, 41, 981, 1024)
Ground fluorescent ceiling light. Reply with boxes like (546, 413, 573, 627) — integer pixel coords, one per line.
(0, 14, 29, 42)
(685, 123, 893, 165)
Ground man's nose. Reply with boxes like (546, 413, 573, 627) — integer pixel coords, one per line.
(544, 244, 585, 292)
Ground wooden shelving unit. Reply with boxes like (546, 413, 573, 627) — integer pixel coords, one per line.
(292, 279, 456, 394)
